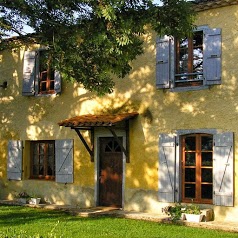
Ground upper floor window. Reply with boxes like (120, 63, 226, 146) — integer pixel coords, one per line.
(22, 50, 61, 96)
(38, 51, 55, 94)
(175, 31, 203, 87)
(156, 26, 221, 91)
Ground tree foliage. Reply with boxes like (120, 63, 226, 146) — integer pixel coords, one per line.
(0, 0, 195, 95)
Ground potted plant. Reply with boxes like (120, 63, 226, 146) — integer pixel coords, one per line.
(29, 194, 41, 205)
(15, 191, 30, 204)
(162, 203, 185, 221)
(184, 204, 204, 223)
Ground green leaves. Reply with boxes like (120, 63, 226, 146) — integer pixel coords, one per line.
(151, 0, 196, 38)
(100, 4, 117, 21)
(0, 0, 195, 95)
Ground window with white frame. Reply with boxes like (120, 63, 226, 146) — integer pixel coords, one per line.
(158, 131, 234, 207)
(156, 26, 221, 90)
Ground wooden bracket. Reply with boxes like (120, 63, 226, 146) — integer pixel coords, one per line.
(108, 127, 130, 163)
(74, 125, 130, 163)
(74, 128, 94, 162)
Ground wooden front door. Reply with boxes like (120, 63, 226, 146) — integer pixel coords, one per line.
(99, 137, 123, 207)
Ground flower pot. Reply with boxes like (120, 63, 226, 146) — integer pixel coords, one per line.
(185, 214, 204, 223)
(181, 213, 186, 220)
(17, 198, 27, 204)
(29, 198, 41, 205)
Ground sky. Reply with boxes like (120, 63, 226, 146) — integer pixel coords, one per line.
(16, 0, 192, 36)
(21, 1, 162, 35)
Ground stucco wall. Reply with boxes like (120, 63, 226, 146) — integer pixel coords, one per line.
(1, 4, 238, 222)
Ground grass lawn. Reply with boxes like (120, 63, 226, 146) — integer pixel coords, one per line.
(0, 205, 238, 238)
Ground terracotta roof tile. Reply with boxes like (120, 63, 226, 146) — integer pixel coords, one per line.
(58, 112, 139, 128)
(194, 0, 238, 11)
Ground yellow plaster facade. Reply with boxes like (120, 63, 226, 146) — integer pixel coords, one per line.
(1, 3, 238, 222)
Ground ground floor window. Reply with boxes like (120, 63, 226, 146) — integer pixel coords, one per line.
(7, 139, 74, 183)
(158, 131, 233, 206)
(182, 134, 213, 204)
(30, 141, 55, 180)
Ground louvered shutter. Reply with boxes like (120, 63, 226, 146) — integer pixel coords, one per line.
(7, 141, 23, 180)
(54, 71, 61, 94)
(203, 28, 221, 85)
(156, 36, 172, 89)
(55, 139, 73, 183)
(158, 134, 176, 202)
(213, 132, 233, 206)
(22, 51, 36, 96)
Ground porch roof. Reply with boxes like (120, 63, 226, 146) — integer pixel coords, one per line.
(58, 112, 139, 128)
(58, 112, 138, 163)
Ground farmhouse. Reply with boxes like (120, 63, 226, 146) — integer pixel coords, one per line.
(1, 0, 238, 222)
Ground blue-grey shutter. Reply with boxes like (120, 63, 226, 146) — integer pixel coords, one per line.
(158, 134, 176, 202)
(7, 141, 23, 180)
(34, 51, 40, 94)
(54, 71, 61, 94)
(213, 132, 233, 206)
(156, 36, 172, 89)
(203, 28, 221, 85)
(22, 51, 36, 96)
(55, 139, 73, 183)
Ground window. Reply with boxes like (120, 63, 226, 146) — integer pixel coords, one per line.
(158, 131, 234, 207)
(182, 134, 213, 204)
(7, 139, 74, 183)
(38, 51, 55, 94)
(30, 141, 55, 180)
(156, 26, 221, 90)
(22, 50, 61, 96)
(175, 31, 203, 87)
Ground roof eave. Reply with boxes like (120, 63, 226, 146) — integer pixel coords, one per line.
(193, 0, 238, 12)
(58, 112, 139, 129)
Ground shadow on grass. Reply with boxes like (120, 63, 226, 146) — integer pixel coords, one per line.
(0, 205, 89, 227)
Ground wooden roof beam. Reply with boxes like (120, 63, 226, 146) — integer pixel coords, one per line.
(74, 128, 94, 162)
(108, 127, 130, 163)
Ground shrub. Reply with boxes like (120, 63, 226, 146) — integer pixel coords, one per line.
(184, 204, 201, 215)
(15, 191, 30, 199)
(162, 203, 184, 221)
(162, 203, 201, 221)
